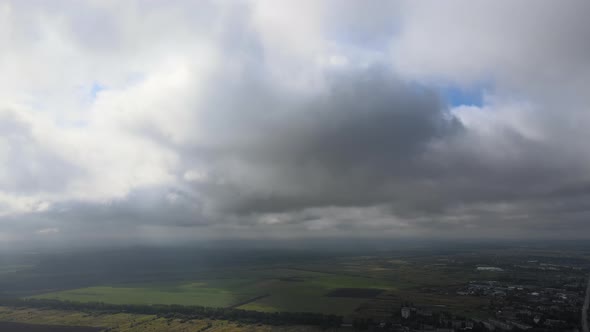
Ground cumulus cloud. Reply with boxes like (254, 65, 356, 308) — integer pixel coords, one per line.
(1, 0, 590, 247)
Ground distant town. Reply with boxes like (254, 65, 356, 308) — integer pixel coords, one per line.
(348, 253, 590, 331)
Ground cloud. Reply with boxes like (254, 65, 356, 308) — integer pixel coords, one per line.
(36, 227, 59, 235)
(1, 1, 590, 247)
(0, 107, 83, 195)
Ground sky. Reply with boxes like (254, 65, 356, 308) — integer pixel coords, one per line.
(1, 0, 590, 248)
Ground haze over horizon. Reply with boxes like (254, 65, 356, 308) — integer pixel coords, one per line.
(2, 1, 590, 248)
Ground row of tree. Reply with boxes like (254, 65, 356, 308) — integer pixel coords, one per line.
(0, 298, 342, 328)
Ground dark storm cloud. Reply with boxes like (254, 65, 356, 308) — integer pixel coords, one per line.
(162, 64, 587, 226)
(165, 66, 464, 214)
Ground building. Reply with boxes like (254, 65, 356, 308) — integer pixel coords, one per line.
(401, 306, 411, 319)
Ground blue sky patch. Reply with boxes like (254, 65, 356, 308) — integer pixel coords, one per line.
(441, 84, 485, 108)
(90, 81, 105, 98)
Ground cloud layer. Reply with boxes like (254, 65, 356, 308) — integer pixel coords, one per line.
(1, 0, 590, 246)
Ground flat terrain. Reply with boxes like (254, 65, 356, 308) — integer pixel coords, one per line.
(33, 279, 262, 308)
(0, 306, 327, 332)
(32, 273, 389, 315)
(21, 252, 497, 316)
(3, 244, 589, 321)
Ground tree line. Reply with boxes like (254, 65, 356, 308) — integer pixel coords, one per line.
(0, 298, 342, 328)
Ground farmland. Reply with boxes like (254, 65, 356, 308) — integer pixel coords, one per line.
(2, 243, 589, 330)
(33, 279, 263, 308)
(9, 248, 493, 316)
(17, 248, 493, 317)
(31, 272, 397, 315)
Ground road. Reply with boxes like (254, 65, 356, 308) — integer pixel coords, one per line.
(583, 274, 590, 332)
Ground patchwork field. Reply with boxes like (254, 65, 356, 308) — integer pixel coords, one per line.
(24, 252, 496, 317)
(7, 249, 508, 319)
(31, 270, 397, 315)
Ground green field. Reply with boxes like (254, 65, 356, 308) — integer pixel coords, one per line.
(33, 279, 263, 308)
(238, 277, 382, 315)
(31, 267, 404, 315)
(20, 253, 500, 317)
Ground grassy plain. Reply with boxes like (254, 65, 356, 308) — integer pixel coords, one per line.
(27, 257, 488, 315)
(8, 246, 530, 317)
(28, 257, 485, 317)
(33, 279, 262, 308)
(31, 272, 393, 315)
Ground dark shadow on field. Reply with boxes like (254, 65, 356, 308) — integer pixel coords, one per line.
(325, 288, 384, 298)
